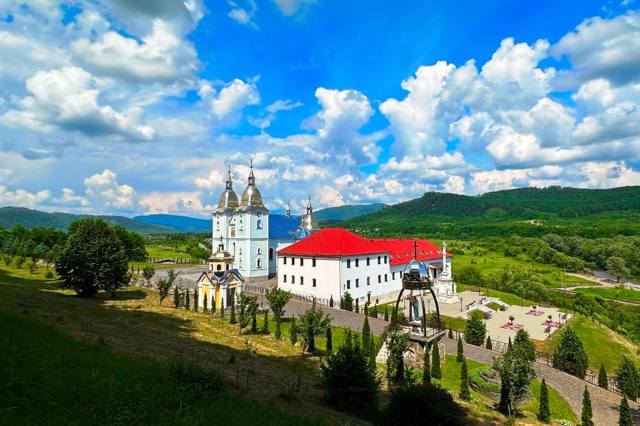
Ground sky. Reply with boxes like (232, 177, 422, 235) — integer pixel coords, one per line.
(0, 0, 639, 218)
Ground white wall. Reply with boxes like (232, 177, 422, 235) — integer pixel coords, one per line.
(339, 253, 398, 306)
(277, 255, 341, 302)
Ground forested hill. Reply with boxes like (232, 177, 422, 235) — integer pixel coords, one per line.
(0, 207, 172, 234)
(339, 186, 640, 238)
(315, 203, 387, 223)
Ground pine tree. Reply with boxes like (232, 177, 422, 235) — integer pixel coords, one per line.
(220, 299, 224, 319)
(459, 357, 471, 401)
(598, 363, 608, 389)
(289, 316, 298, 345)
(262, 309, 269, 334)
(173, 286, 179, 308)
(230, 300, 236, 324)
(326, 326, 333, 354)
(185, 288, 190, 310)
(329, 295, 334, 308)
(581, 386, 593, 426)
(250, 304, 257, 332)
(193, 288, 199, 312)
(422, 344, 431, 384)
(507, 336, 512, 352)
(486, 335, 493, 350)
(448, 326, 453, 339)
(431, 342, 442, 379)
(538, 378, 550, 423)
(456, 335, 464, 362)
(384, 305, 389, 321)
(203, 294, 208, 314)
(368, 333, 376, 371)
(619, 396, 633, 426)
(362, 315, 371, 355)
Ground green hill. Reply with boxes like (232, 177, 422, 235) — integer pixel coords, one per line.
(314, 203, 386, 223)
(0, 207, 173, 234)
(340, 186, 640, 238)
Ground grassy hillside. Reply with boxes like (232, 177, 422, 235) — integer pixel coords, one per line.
(340, 186, 640, 238)
(0, 207, 172, 234)
(315, 203, 386, 223)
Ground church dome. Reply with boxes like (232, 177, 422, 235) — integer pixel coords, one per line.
(404, 259, 429, 280)
(238, 161, 268, 212)
(215, 166, 239, 214)
(299, 196, 320, 233)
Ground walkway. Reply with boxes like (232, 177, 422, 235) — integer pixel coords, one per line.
(443, 339, 640, 426)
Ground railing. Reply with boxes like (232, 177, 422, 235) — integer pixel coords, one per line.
(146, 257, 206, 265)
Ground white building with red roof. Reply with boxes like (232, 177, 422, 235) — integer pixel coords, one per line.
(277, 228, 457, 306)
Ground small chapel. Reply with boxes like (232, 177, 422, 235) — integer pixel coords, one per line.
(196, 237, 244, 310)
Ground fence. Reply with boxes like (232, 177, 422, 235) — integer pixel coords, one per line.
(147, 257, 206, 265)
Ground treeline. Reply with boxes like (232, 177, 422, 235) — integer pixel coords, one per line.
(0, 222, 148, 266)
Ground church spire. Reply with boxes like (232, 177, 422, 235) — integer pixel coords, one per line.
(225, 164, 233, 190)
(306, 195, 312, 215)
(248, 157, 255, 186)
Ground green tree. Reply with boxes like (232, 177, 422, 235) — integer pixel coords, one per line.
(448, 326, 453, 339)
(341, 292, 353, 311)
(261, 309, 268, 334)
(386, 328, 410, 385)
(580, 385, 594, 426)
(265, 288, 291, 339)
(379, 383, 464, 425)
(326, 326, 333, 354)
(56, 218, 128, 297)
(606, 256, 630, 282)
(173, 286, 179, 308)
(298, 300, 332, 353)
(230, 299, 237, 324)
(538, 378, 550, 423)
(513, 329, 535, 362)
(552, 327, 588, 379)
(329, 295, 334, 308)
(619, 396, 633, 426)
(185, 288, 190, 310)
(193, 287, 199, 312)
(202, 294, 208, 313)
(157, 279, 172, 305)
(422, 344, 431, 384)
(362, 315, 371, 355)
(384, 304, 389, 321)
(142, 264, 155, 286)
(616, 356, 640, 399)
(486, 335, 493, 350)
(289, 316, 297, 345)
(321, 329, 379, 419)
(459, 357, 471, 401)
(111, 225, 147, 261)
(219, 298, 224, 319)
(431, 342, 442, 379)
(465, 310, 486, 346)
(496, 337, 536, 415)
(456, 335, 464, 362)
(211, 294, 216, 314)
(598, 363, 608, 389)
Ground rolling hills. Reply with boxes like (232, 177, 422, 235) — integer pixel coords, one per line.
(314, 202, 386, 223)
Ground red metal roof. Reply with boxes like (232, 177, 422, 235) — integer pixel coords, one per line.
(277, 228, 387, 256)
(369, 238, 449, 266)
(277, 228, 451, 265)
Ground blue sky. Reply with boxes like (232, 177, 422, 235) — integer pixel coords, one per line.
(0, 0, 639, 217)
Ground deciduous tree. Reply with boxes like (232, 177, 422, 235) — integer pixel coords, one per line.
(465, 310, 486, 346)
(298, 300, 332, 353)
(265, 288, 291, 339)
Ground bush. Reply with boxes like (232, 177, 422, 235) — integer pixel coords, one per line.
(322, 330, 379, 419)
(378, 383, 464, 426)
(168, 357, 223, 401)
(465, 310, 486, 346)
(552, 327, 588, 379)
(538, 378, 550, 423)
(616, 356, 640, 399)
(598, 363, 608, 389)
(44, 269, 54, 279)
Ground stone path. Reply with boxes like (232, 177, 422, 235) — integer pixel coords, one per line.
(443, 339, 640, 426)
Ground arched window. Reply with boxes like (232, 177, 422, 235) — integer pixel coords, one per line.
(257, 248, 262, 255)
(257, 258, 263, 269)
(216, 264, 222, 271)
(257, 219, 262, 229)
(269, 248, 274, 261)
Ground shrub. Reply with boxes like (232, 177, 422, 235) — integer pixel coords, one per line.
(538, 378, 550, 423)
(619, 396, 632, 426)
(422, 344, 431, 384)
(581, 386, 593, 426)
(261, 310, 268, 334)
(168, 357, 223, 401)
(298, 300, 331, 353)
(485, 335, 493, 350)
(378, 383, 464, 426)
(465, 310, 486, 346)
(289, 316, 297, 345)
(598, 363, 608, 389)
(431, 342, 442, 379)
(459, 358, 471, 401)
(44, 269, 54, 279)
(456, 335, 464, 362)
(326, 326, 333, 354)
(552, 327, 588, 379)
(173, 286, 179, 308)
(616, 356, 640, 399)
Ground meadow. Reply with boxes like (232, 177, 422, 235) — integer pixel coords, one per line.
(574, 287, 640, 304)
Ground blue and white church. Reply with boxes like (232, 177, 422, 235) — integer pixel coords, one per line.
(212, 162, 320, 280)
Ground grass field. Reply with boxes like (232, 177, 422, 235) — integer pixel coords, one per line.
(451, 241, 596, 289)
(574, 287, 640, 304)
(145, 243, 192, 259)
(536, 314, 640, 372)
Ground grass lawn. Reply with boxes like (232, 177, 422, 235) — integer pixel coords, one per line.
(536, 314, 640, 372)
(574, 287, 640, 304)
(523, 379, 578, 423)
(145, 243, 192, 259)
(442, 314, 467, 333)
(0, 265, 365, 425)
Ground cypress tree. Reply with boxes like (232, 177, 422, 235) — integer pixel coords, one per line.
(326, 326, 333, 354)
(384, 304, 389, 321)
(422, 344, 431, 384)
(581, 386, 593, 426)
(230, 300, 236, 324)
(193, 288, 198, 312)
(448, 326, 453, 339)
(211, 295, 216, 314)
(362, 315, 371, 355)
(355, 298, 359, 313)
(456, 335, 464, 362)
(598, 363, 608, 389)
(185, 288, 190, 310)
(173, 286, 179, 308)
(220, 299, 224, 319)
(289, 316, 298, 345)
(619, 396, 633, 426)
(507, 336, 512, 352)
(486, 335, 493, 350)
(250, 305, 257, 332)
(538, 378, 550, 423)
(368, 331, 376, 370)
(459, 357, 471, 401)
(499, 373, 510, 414)
(203, 295, 208, 314)
(329, 295, 334, 308)
(431, 342, 442, 379)
(262, 309, 269, 334)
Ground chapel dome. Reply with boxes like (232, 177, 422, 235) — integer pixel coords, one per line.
(238, 162, 268, 212)
(215, 166, 239, 214)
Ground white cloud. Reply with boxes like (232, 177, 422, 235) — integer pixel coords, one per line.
(579, 161, 640, 188)
(194, 169, 225, 190)
(249, 99, 302, 129)
(84, 169, 137, 210)
(139, 191, 208, 215)
(205, 78, 261, 121)
(0, 186, 50, 207)
(444, 175, 465, 194)
(0, 67, 155, 140)
(228, 0, 258, 28)
(272, 0, 316, 16)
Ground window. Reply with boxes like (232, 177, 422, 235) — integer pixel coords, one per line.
(347, 280, 351, 290)
(300, 258, 304, 266)
(312, 258, 316, 267)
(312, 278, 316, 287)
(355, 258, 359, 267)
(300, 276, 304, 286)
(239, 248, 243, 255)
(377, 256, 381, 264)
(378, 275, 381, 283)
(384, 274, 388, 282)
(256, 219, 262, 229)
(367, 277, 370, 286)
(283, 257, 287, 265)
(292, 275, 295, 284)
(347, 259, 351, 268)
(392, 272, 395, 280)
(269, 248, 274, 261)
(216, 264, 222, 271)
(283, 274, 287, 283)
(257, 248, 262, 255)
(216, 220, 220, 231)
(356, 278, 359, 288)
(257, 258, 263, 269)
(384, 256, 388, 264)
(366, 257, 370, 266)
